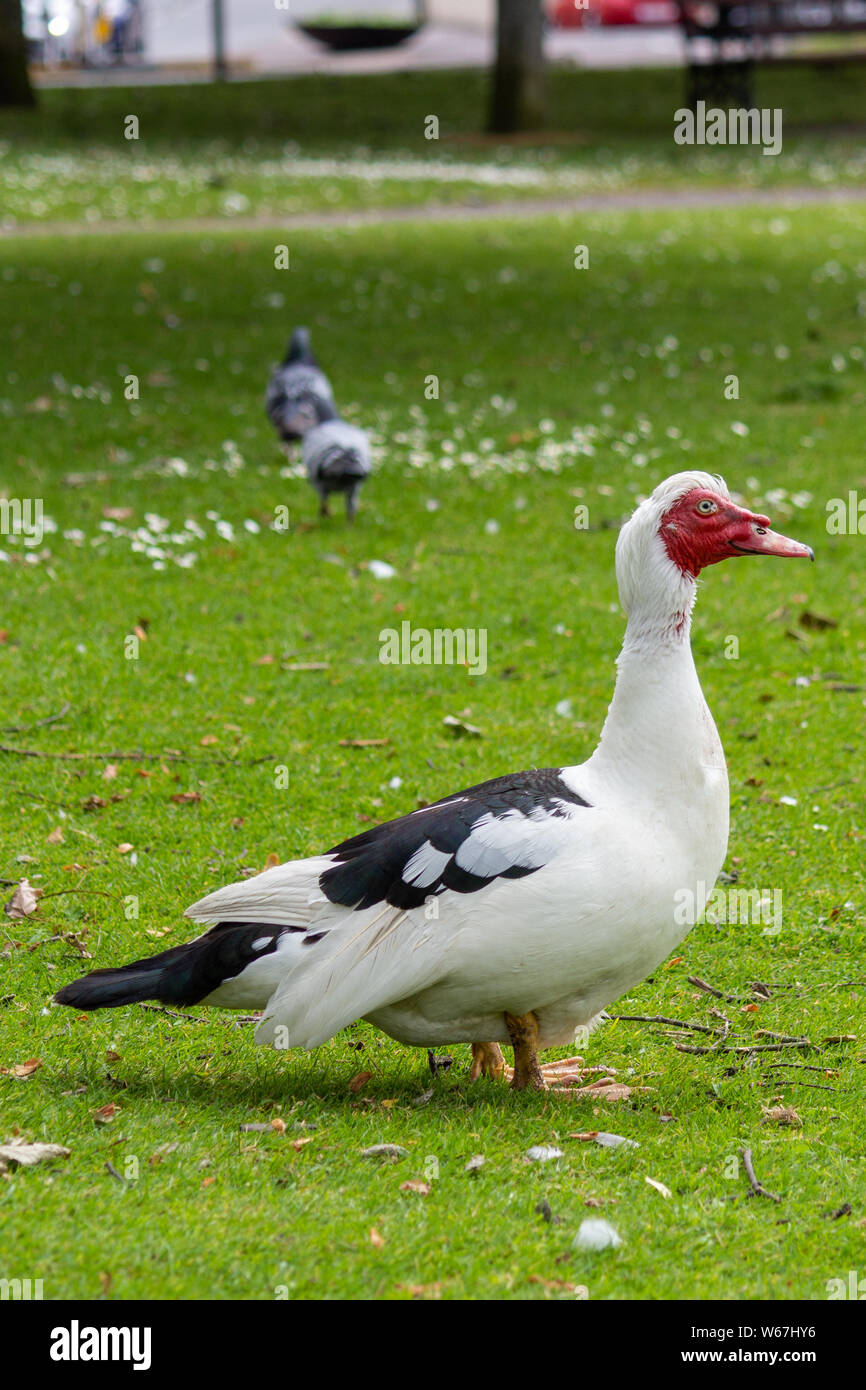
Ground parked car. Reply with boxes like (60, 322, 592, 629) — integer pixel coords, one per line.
(550, 0, 679, 26)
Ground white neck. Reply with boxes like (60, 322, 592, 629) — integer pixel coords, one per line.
(586, 565, 725, 800)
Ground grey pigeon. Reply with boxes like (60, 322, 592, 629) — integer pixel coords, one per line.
(302, 407, 372, 523)
(265, 327, 336, 443)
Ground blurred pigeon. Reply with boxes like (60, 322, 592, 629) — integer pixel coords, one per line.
(265, 327, 336, 443)
(302, 406, 372, 522)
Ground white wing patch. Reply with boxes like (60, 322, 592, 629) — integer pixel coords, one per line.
(402, 841, 452, 888)
(454, 804, 579, 877)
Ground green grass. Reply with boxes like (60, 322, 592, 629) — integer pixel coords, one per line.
(1, 204, 865, 1300)
(3, 66, 866, 227)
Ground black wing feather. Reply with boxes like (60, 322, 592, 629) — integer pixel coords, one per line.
(319, 768, 590, 912)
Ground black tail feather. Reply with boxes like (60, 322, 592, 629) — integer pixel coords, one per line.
(53, 922, 290, 1011)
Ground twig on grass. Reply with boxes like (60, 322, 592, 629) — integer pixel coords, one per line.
(687, 975, 741, 1003)
(675, 1038, 814, 1056)
(610, 1013, 723, 1037)
(741, 1147, 781, 1203)
(0, 702, 72, 735)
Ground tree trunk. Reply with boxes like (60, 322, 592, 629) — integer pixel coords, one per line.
(0, 0, 35, 107)
(489, 0, 547, 134)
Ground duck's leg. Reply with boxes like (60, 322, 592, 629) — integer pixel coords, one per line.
(469, 1041, 506, 1081)
(504, 1011, 546, 1091)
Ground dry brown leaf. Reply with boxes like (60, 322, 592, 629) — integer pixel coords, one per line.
(200, 735, 219, 747)
(202, 1176, 216, 1187)
(169, 791, 202, 804)
(399, 1180, 431, 1196)
(762, 1105, 802, 1128)
(348, 1070, 373, 1093)
(254, 654, 275, 665)
(291, 1137, 313, 1152)
(116, 843, 134, 855)
(572, 1080, 636, 1102)
(4, 1058, 42, 1079)
(102, 764, 119, 781)
(102, 506, 133, 521)
(46, 826, 65, 845)
(270, 1118, 287, 1135)
(93, 1103, 120, 1125)
(4, 879, 39, 920)
(338, 738, 390, 748)
(369, 1227, 385, 1249)
(398, 1282, 442, 1299)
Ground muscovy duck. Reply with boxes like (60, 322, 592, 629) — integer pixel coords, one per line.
(302, 407, 372, 522)
(265, 327, 336, 443)
(55, 473, 813, 1090)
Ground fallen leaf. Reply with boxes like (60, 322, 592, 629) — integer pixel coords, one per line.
(349, 1070, 373, 1093)
(201, 1176, 216, 1187)
(361, 1144, 407, 1161)
(762, 1105, 802, 1128)
(4, 1058, 42, 1079)
(338, 738, 390, 748)
(528, 1275, 576, 1291)
(399, 1180, 431, 1195)
(46, 826, 64, 845)
(0, 1137, 70, 1174)
(270, 1118, 287, 1135)
(397, 1282, 442, 1299)
(102, 764, 119, 781)
(102, 506, 133, 521)
(572, 1080, 636, 1103)
(93, 1103, 120, 1125)
(369, 1227, 385, 1248)
(569, 1131, 639, 1150)
(254, 654, 275, 665)
(464, 1154, 485, 1173)
(200, 735, 219, 747)
(116, 843, 134, 855)
(169, 791, 202, 804)
(291, 1137, 313, 1152)
(4, 879, 39, 920)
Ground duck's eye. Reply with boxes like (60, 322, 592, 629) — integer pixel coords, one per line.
(696, 499, 717, 515)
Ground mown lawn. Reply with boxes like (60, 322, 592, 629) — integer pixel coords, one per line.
(3, 66, 866, 227)
(1, 204, 864, 1300)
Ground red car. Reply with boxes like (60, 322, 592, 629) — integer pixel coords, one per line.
(551, 0, 679, 25)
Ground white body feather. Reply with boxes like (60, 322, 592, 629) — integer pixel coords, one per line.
(186, 471, 732, 1054)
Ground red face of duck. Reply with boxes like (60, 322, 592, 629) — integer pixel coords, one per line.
(661, 487, 814, 577)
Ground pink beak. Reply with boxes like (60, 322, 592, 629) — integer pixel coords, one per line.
(726, 508, 814, 562)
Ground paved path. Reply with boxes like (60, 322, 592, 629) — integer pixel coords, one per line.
(34, 21, 684, 87)
(4, 184, 865, 239)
